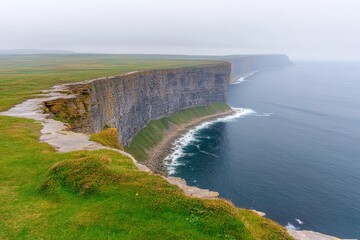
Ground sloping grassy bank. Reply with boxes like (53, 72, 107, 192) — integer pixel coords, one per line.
(0, 116, 291, 239)
(124, 103, 231, 162)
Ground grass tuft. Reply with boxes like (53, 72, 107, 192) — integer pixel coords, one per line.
(90, 128, 120, 149)
(39, 157, 118, 196)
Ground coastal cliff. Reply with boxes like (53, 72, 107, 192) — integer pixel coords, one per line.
(0, 53, 334, 240)
(44, 63, 231, 146)
(43, 54, 293, 147)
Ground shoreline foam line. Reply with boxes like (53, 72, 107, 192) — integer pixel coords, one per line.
(164, 107, 258, 175)
(231, 66, 286, 85)
(231, 70, 262, 85)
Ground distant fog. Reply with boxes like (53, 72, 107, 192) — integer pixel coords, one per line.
(1, 0, 360, 61)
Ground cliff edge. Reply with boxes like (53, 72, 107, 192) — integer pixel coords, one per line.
(44, 63, 231, 146)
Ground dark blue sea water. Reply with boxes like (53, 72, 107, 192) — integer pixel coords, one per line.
(168, 62, 360, 238)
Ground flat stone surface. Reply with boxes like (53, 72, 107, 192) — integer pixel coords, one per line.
(166, 176, 219, 199)
(288, 230, 343, 240)
(250, 209, 266, 217)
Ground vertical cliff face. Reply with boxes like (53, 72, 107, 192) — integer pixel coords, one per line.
(44, 63, 231, 146)
(90, 64, 230, 145)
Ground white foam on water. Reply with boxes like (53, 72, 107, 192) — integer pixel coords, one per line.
(256, 112, 274, 117)
(196, 144, 220, 158)
(165, 107, 273, 175)
(295, 218, 304, 225)
(231, 70, 262, 85)
(286, 223, 300, 230)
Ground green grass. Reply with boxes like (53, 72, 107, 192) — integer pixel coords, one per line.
(0, 54, 292, 239)
(0, 116, 291, 239)
(124, 103, 231, 161)
(0, 54, 220, 111)
(90, 128, 121, 149)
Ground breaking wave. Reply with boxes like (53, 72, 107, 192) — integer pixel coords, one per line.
(286, 223, 300, 231)
(295, 218, 304, 225)
(196, 144, 219, 158)
(164, 107, 273, 175)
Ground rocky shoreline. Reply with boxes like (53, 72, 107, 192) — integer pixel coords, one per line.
(142, 109, 235, 174)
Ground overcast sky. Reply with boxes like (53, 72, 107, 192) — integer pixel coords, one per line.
(1, 0, 360, 60)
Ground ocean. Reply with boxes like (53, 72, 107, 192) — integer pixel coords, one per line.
(165, 62, 360, 238)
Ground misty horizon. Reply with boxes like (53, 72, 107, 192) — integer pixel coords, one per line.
(1, 0, 360, 61)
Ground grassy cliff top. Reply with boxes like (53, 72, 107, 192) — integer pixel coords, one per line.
(0, 54, 292, 239)
(0, 54, 223, 111)
(0, 116, 292, 239)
